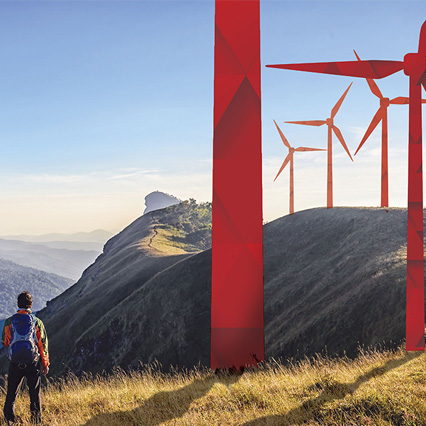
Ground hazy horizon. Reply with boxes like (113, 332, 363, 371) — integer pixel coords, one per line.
(0, 228, 117, 238)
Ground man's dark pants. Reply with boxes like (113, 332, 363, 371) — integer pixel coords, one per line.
(3, 360, 42, 423)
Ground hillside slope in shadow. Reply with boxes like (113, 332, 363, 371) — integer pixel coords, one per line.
(1, 205, 413, 376)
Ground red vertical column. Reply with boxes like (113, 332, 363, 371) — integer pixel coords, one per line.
(406, 76, 425, 351)
(381, 108, 389, 208)
(327, 125, 333, 208)
(289, 155, 294, 215)
(211, 0, 264, 369)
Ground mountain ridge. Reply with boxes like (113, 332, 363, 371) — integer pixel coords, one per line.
(0, 238, 100, 280)
(67, 206, 411, 374)
(30, 202, 211, 375)
(0, 204, 415, 376)
(0, 258, 73, 318)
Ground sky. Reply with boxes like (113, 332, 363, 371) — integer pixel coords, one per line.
(0, 0, 424, 234)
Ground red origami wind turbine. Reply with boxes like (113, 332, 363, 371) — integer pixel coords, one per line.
(273, 120, 325, 215)
(353, 50, 426, 208)
(267, 20, 426, 351)
(285, 83, 353, 209)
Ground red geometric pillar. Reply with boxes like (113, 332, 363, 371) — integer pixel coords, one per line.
(289, 154, 294, 215)
(381, 106, 389, 208)
(406, 72, 425, 351)
(327, 122, 333, 208)
(211, 0, 264, 369)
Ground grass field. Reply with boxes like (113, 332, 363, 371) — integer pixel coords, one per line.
(1, 345, 425, 425)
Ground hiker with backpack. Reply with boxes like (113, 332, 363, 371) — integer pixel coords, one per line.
(1, 291, 49, 425)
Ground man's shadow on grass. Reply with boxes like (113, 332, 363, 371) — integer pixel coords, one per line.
(241, 351, 423, 426)
(82, 370, 241, 426)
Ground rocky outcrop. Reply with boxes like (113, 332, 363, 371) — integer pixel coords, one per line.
(143, 191, 180, 215)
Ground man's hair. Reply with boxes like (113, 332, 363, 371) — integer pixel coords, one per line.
(17, 291, 33, 309)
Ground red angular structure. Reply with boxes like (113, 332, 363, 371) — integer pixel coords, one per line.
(211, 0, 264, 369)
(273, 120, 326, 215)
(353, 50, 426, 208)
(267, 20, 426, 351)
(285, 84, 353, 209)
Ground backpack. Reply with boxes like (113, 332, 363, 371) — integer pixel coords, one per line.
(8, 313, 40, 365)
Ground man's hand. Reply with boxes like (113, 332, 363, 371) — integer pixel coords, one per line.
(42, 365, 49, 376)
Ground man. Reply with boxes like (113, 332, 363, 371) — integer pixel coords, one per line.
(1, 291, 49, 425)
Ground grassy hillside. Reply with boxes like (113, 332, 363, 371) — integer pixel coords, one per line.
(4, 205, 418, 377)
(0, 258, 73, 318)
(263, 207, 409, 359)
(71, 249, 211, 373)
(19, 201, 212, 376)
(62, 207, 414, 375)
(1, 346, 425, 425)
(139, 199, 211, 254)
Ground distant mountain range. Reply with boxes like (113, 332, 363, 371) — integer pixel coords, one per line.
(0, 204, 414, 377)
(0, 229, 113, 252)
(0, 229, 113, 347)
(0, 258, 73, 318)
(0, 239, 100, 280)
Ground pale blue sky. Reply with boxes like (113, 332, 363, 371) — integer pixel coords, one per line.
(0, 1, 424, 234)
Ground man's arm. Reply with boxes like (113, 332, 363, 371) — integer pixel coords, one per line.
(1, 318, 12, 348)
(35, 317, 49, 374)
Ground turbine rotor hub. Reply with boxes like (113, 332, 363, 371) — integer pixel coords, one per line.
(403, 52, 426, 80)
(381, 97, 390, 108)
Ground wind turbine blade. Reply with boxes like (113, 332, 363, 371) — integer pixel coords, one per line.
(266, 60, 404, 79)
(354, 50, 383, 99)
(390, 96, 410, 105)
(418, 20, 426, 54)
(285, 120, 326, 126)
(420, 72, 426, 92)
(331, 82, 353, 118)
(273, 119, 291, 148)
(295, 147, 327, 152)
(389, 96, 426, 104)
(274, 153, 292, 181)
(332, 125, 353, 161)
(354, 107, 385, 155)
(353, 50, 361, 61)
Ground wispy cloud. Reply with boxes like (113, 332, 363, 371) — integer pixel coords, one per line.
(13, 173, 88, 184)
(107, 169, 160, 180)
(5, 168, 160, 185)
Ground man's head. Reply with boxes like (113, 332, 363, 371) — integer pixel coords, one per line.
(17, 291, 33, 309)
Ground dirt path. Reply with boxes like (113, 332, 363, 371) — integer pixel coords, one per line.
(147, 215, 158, 249)
(147, 226, 158, 249)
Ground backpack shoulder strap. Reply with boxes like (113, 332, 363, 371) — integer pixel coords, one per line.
(10, 313, 19, 331)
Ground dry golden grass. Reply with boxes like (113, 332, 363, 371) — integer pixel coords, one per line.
(1, 346, 425, 425)
(137, 224, 205, 256)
